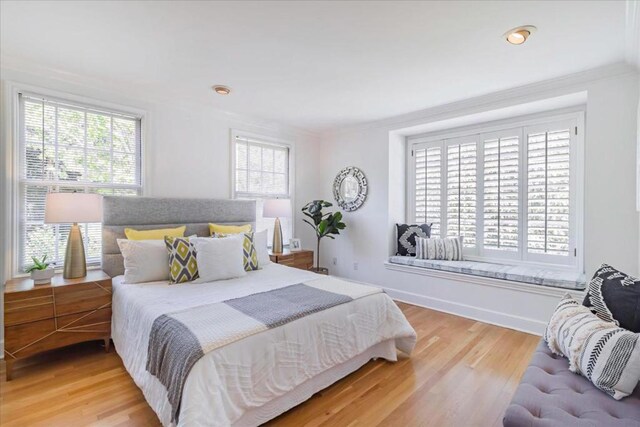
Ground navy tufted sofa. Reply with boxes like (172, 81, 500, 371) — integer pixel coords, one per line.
(504, 340, 640, 426)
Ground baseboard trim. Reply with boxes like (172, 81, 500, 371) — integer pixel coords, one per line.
(385, 287, 547, 336)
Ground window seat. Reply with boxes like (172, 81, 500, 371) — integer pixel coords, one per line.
(387, 256, 586, 290)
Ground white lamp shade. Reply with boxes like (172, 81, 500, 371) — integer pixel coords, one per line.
(45, 193, 103, 224)
(262, 198, 291, 218)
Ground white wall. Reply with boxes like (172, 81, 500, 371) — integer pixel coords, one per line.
(318, 64, 640, 334)
(0, 66, 322, 276)
(0, 65, 323, 349)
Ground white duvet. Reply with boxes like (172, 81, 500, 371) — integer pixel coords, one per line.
(112, 263, 416, 426)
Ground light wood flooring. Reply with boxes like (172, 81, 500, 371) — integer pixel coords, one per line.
(0, 302, 539, 427)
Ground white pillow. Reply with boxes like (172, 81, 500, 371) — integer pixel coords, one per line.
(117, 239, 169, 284)
(415, 236, 463, 261)
(545, 295, 640, 400)
(193, 236, 246, 282)
(253, 229, 271, 267)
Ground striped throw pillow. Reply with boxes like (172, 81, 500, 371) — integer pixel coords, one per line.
(415, 236, 463, 261)
(545, 295, 640, 400)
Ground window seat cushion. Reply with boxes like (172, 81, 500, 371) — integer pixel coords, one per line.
(388, 256, 586, 290)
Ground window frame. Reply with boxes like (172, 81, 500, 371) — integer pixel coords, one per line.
(7, 82, 147, 277)
(406, 110, 584, 272)
(229, 129, 295, 242)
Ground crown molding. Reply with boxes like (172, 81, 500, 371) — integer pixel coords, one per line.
(626, 0, 640, 70)
(321, 62, 638, 138)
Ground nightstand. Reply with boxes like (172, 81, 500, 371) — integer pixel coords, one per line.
(269, 249, 314, 271)
(3, 270, 112, 380)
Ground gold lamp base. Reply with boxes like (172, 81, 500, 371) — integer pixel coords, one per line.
(64, 223, 87, 279)
(272, 217, 283, 254)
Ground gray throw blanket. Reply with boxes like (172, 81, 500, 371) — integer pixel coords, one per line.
(146, 283, 354, 424)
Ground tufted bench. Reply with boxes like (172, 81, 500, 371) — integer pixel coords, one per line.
(504, 339, 640, 426)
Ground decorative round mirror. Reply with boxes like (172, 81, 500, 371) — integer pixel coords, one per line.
(333, 166, 367, 212)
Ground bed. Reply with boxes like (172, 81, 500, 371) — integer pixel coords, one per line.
(102, 197, 417, 426)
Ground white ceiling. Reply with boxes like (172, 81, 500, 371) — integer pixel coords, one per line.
(0, 1, 634, 133)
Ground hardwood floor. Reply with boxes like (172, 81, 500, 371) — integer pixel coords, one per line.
(0, 302, 539, 427)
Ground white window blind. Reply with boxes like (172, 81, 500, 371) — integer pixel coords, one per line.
(446, 141, 477, 247)
(233, 133, 292, 244)
(18, 93, 142, 273)
(527, 127, 571, 256)
(413, 146, 442, 237)
(408, 114, 580, 269)
(483, 134, 519, 252)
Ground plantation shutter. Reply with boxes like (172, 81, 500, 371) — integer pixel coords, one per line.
(19, 93, 142, 272)
(233, 133, 291, 244)
(483, 132, 519, 252)
(414, 145, 442, 238)
(526, 125, 572, 258)
(446, 141, 477, 246)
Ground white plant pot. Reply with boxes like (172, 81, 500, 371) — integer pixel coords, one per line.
(31, 268, 55, 285)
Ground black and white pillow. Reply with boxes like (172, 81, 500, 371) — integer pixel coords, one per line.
(583, 264, 640, 333)
(546, 295, 640, 400)
(396, 223, 431, 256)
(415, 236, 463, 261)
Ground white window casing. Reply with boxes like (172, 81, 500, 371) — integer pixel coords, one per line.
(230, 130, 294, 245)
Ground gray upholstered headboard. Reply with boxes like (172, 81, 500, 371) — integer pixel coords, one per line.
(101, 196, 256, 277)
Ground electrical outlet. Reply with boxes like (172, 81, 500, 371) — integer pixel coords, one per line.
(332, 257, 337, 266)
(353, 262, 358, 271)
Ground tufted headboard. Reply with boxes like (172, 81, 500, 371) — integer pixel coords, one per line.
(101, 196, 256, 277)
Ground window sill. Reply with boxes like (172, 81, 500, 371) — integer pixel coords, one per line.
(386, 256, 586, 295)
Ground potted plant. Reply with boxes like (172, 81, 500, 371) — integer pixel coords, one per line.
(301, 200, 346, 274)
(26, 255, 55, 285)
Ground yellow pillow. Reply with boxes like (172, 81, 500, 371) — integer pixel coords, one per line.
(208, 223, 252, 236)
(125, 225, 186, 240)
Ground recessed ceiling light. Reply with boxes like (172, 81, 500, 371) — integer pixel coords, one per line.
(504, 25, 536, 45)
(213, 85, 231, 95)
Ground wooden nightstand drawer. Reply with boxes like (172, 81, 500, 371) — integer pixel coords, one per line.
(294, 252, 313, 269)
(277, 255, 296, 266)
(5, 293, 55, 326)
(5, 318, 57, 355)
(54, 280, 112, 316)
(57, 308, 112, 332)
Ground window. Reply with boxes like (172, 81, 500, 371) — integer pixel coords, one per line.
(408, 113, 581, 269)
(18, 93, 142, 273)
(231, 131, 292, 244)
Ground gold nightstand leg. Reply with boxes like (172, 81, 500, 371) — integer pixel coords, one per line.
(104, 338, 111, 353)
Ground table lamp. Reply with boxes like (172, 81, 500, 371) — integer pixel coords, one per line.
(263, 199, 291, 254)
(45, 192, 103, 279)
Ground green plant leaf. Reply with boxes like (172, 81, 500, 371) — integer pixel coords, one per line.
(318, 219, 328, 236)
(31, 256, 43, 269)
(301, 200, 346, 244)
